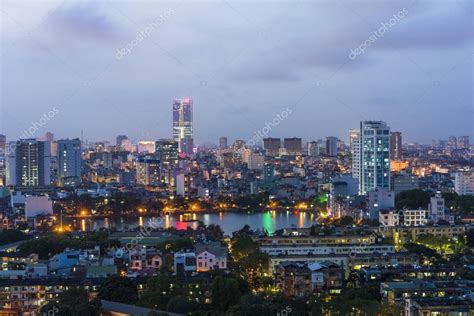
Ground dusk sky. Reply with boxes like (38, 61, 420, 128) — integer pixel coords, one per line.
(1, 0, 472, 145)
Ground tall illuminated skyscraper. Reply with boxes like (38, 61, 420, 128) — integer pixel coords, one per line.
(352, 121, 391, 195)
(172, 98, 193, 155)
(7, 139, 51, 186)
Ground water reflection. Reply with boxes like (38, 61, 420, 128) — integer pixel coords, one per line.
(67, 210, 316, 235)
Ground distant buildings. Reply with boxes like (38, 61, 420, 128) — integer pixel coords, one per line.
(173, 98, 193, 155)
(57, 138, 82, 186)
(137, 140, 156, 154)
(283, 137, 302, 155)
(390, 131, 402, 160)
(135, 158, 160, 185)
(458, 136, 470, 149)
(263, 138, 280, 156)
(326, 137, 338, 157)
(454, 171, 474, 195)
(219, 137, 228, 149)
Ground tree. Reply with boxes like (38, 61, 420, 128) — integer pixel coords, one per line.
(212, 276, 241, 311)
(98, 276, 138, 304)
(395, 189, 430, 209)
(40, 288, 100, 316)
(0, 229, 27, 245)
(166, 296, 199, 314)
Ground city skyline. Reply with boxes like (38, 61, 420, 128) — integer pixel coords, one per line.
(0, 0, 472, 143)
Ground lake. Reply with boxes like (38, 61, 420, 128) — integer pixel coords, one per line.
(68, 210, 317, 235)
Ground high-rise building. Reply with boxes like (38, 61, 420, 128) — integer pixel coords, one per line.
(326, 137, 338, 157)
(116, 135, 128, 147)
(283, 137, 302, 155)
(353, 121, 391, 195)
(7, 139, 51, 186)
(350, 129, 360, 180)
(219, 137, 228, 149)
(57, 138, 82, 186)
(136, 158, 160, 185)
(390, 131, 402, 160)
(458, 136, 470, 149)
(429, 192, 446, 223)
(155, 139, 179, 165)
(307, 141, 320, 157)
(448, 136, 457, 152)
(173, 98, 193, 155)
(0, 134, 6, 151)
(263, 138, 280, 156)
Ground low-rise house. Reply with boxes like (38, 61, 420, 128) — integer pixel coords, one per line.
(174, 251, 196, 275)
(308, 261, 344, 294)
(195, 242, 227, 272)
(129, 246, 162, 271)
(276, 262, 312, 297)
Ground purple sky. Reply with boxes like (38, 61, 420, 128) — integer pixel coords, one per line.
(1, 0, 473, 144)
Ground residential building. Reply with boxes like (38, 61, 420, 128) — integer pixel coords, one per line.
(195, 242, 228, 272)
(263, 138, 280, 156)
(325, 137, 338, 157)
(283, 137, 302, 155)
(454, 171, 474, 195)
(57, 138, 82, 186)
(7, 139, 51, 186)
(379, 209, 400, 227)
(135, 158, 160, 185)
(390, 132, 402, 160)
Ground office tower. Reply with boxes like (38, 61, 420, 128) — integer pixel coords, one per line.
(353, 121, 391, 195)
(283, 137, 302, 155)
(263, 163, 275, 183)
(45, 132, 54, 142)
(57, 139, 82, 186)
(155, 139, 179, 165)
(263, 138, 281, 156)
(458, 136, 470, 149)
(116, 135, 128, 147)
(219, 137, 228, 149)
(7, 139, 51, 186)
(172, 98, 193, 155)
(138, 140, 156, 154)
(0, 135, 6, 151)
(136, 158, 160, 185)
(390, 132, 402, 160)
(448, 136, 457, 151)
(454, 171, 474, 195)
(326, 137, 338, 157)
(307, 141, 320, 157)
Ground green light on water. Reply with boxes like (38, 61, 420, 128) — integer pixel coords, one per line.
(262, 212, 274, 234)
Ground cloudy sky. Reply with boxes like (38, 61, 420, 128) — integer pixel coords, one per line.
(1, 0, 472, 145)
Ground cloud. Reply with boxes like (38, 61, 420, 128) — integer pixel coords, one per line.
(43, 0, 120, 43)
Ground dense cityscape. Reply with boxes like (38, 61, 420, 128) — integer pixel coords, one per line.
(0, 100, 473, 315)
(1, 1, 473, 315)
